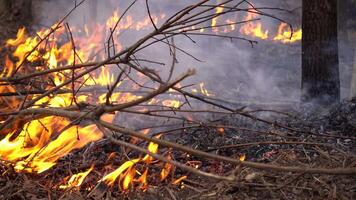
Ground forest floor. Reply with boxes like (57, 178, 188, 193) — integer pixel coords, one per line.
(0, 101, 355, 200)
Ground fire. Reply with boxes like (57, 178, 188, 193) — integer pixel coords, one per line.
(200, 82, 212, 96)
(59, 166, 94, 189)
(172, 175, 187, 185)
(240, 7, 269, 40)
(240, 154, 246, 161)
(101, 158, 140, 186)
(137, 169, 148, 191)
(84, 67, 116, 86)
(212, 5, 224, 33)
(98, 92, 142, 104)
(225, 19, 236, 33)
(162, 99, 181, 108)
(142, 141, 159, 164)
(208, 5, 301, 44)
(274, 23, 302, 43)
(100, 140, 161, 191)
(6, 27, 26, 47)
(122, 167, 136, 190)
(217, 127, 225, 135)
(160, 154, 173, 181)
(0, 117, 103, 173)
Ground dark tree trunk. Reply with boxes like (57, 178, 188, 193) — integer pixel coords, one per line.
(301, 0, 340, 105)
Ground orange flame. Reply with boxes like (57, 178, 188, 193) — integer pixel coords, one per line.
(172, 175, 187, 185)
(137, 169, 148, 191)
(6, 27, 26, 47)
(240, 154, 246, 161)
(160, 154, 173, 181)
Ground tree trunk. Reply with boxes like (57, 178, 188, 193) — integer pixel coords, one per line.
(301, 0, 340, 105)
(346, 0, 356, 102)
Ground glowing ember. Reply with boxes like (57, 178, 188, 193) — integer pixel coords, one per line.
(217, 127, 225, 135)
(240, 154, 246, 161)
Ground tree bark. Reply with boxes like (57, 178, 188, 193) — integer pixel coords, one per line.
(301, 0, 340, 105)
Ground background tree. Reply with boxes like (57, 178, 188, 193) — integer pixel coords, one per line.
(301, 0, 339, 105)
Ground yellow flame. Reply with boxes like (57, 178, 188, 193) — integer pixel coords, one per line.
(101, 159, 140, 186)
(122, 167, 136, 190)
(212, 5, 224, 32)
(59, 165, 94, 189)
(100, 138, 160, 189)
(162, 99, 181, 108)
(200, 82, 212, 96)
(273, 23, 302, 43)
(142, 141, 159, 163)
(240, 6, 269, 39)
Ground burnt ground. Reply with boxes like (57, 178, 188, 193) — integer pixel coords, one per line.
(0, 101, 355, 200)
